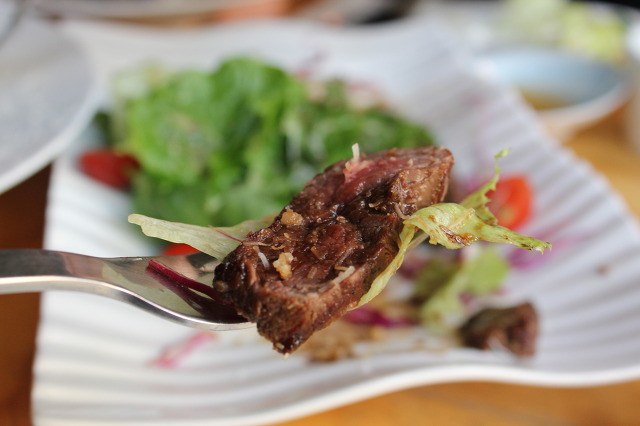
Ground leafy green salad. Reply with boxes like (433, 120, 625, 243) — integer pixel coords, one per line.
(109, 57, 433, 226)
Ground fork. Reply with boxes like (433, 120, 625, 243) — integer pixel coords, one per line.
(0, 249, 252, 330)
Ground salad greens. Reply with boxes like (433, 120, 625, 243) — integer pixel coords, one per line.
(356, 151, 549, 306)
(415, 247, 509, 333)
(112, 57, 433, 226)
(128, 213, 274, 260)
(501, 0, 626, 63)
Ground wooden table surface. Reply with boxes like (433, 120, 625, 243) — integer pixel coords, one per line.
(2, 109, 640, 425)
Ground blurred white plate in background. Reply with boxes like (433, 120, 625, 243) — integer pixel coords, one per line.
(35, 16, 640, 426)
(0, 15, 96, 194)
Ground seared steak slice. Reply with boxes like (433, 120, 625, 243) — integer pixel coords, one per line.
(213, 147, 454, 353)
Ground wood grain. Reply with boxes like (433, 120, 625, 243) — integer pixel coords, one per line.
(0, 166, 48, 426)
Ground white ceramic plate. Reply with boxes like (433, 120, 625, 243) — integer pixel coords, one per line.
(0, 14, 96, 194)
(35, 17, 640, 426)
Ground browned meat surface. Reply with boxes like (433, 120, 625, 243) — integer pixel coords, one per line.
(213, 147, 454, 354)
(459, 302, 539, 357)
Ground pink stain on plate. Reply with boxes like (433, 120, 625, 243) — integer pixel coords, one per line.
(150, 331, 217, 369)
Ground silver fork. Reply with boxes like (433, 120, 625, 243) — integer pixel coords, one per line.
(0, 249, 252, 330)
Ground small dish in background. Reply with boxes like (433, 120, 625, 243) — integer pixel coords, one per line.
(482, 47, 629, 141)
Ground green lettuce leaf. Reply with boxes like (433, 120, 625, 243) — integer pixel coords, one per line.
(459, 148, 508, 224)
(418, 247, 509, 332)
(356, 202, 550, 306)
(356, 151, 550, 306)
(358, 226, 417, 306)
(128, 213, 273, 260)
(404, 203, 549, 251)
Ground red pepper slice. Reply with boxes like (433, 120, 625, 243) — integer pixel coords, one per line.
(162, 243, 199, 256)
(79, 149, 139, 190)
(487, 175, 533, 230)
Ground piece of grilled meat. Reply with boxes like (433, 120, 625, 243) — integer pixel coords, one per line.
(213, 146, 454, 353)
(460, 302, 539, 357)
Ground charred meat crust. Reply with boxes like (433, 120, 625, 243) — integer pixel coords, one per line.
(213, 147, 454, 353)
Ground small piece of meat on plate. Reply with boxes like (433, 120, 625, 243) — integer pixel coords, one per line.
(213, 146, 454, 354)
(459, 302, 539, 357)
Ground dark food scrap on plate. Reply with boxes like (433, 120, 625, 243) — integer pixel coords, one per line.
(460, 302, 538, 357)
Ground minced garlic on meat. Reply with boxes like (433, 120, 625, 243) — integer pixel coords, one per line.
(273, 252, 294, 279)
(281, 209, 304, 226)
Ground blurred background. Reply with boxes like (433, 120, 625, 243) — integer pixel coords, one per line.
(3, 1, 640, 425)
(20, 0, 640, 145)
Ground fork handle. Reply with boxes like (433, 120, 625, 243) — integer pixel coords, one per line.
(0, 249, 104, 294)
